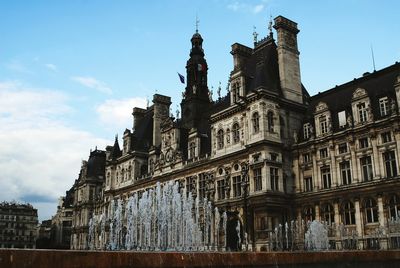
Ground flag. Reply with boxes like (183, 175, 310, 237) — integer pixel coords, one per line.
(177, 72, 185, 84)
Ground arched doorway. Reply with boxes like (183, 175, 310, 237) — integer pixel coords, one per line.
(225, 211, 243, 251)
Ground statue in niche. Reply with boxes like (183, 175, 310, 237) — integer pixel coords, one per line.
(347, 114, 353, 126)
(391, 99, 397, 114)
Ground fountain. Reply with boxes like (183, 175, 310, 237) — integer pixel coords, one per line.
(88, 181, 222, 251)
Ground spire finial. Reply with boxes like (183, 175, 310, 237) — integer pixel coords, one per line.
(217, 81, 221, 99)
(268, 15, 273, 36)
(253, 26, 258, 44)
(195, 14, 200, 33)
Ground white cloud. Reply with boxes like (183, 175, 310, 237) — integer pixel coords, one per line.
(96, 97, 147, 129)
(45, 63, 57, 71)
(71, 76, 113, 94)
(253, 4, 265, 14)
(227, 1, 266, 14)
(0, 81, 109, 221)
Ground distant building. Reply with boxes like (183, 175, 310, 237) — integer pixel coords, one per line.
(68, 15, 400, 251)
(50, 188, 74, 249)
(36, 220, 52, 249)
(0, 201, 38, 249)
(70, 150, 106, 249)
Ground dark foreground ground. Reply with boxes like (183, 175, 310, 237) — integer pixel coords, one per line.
(1, 249, 400, 268)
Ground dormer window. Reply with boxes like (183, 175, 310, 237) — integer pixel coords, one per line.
(232, 123, 240, 143)
(319, 115, 328, 135)
(252, 112, 260, 133)
(217, 129, 224, 149)
(357, 102, 368, 123)
(379, 97, 389, 116)
(189, 142, 196, 159)
(231, 81, 240, 103)
(303, 123, 311, 139)
(267, 111, 274, 132)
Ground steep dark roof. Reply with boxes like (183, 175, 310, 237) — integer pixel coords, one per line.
(131, 108, 154, 151)
(245, 38, 281, 94)
(300, 62, 400, 139)
(110, 136, 122, 160)
(86, 149, 106, 178)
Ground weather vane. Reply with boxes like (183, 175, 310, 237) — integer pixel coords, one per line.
(196, 15, 200, 33)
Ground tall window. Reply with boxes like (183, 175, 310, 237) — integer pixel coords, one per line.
(381, 132, 392, 143)
(186, 177, 195, 198)
(232, 82, 240, 103)
(217, 180, 225, 200)
(340, 161, 352, 185)
(303, 153, 311, 163)
(360, 156, 373, 181)
(252, 112, 260, 133)
(319, 115, 328, 134)
(217, 129, 224, 149)
(383, 151, 397, 178)
(189, 142, 196, 159)
(359, 137, 369, 149)
(321, 203, 334, 224)
(253, 168, 262, 191)
(364, 198, 378, 223)
(267, 111, 274, 132)
(303, 123, 311, 139)
(358, 102, 368, 123)
(320, 148, 328, 159)
(321, 167, 331, 189)
(232, 123, 240, 144)
(338, 143, 348, 154)
(232, 175, 242, 197)
(304, 177, 313, 192)
(304, 206, 314, 222)
(389, 194, 400, 220)
(379, 97, 389, 116)
(342, 201, 356, 225)
(198, 174, 206, 200)
(338, 110, 347, 128)
(270, 167, 279, 191)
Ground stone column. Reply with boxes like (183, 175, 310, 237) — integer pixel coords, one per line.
(354, 199, 364, 249)
(334, 201, 341, 249)
(377, 195, 388, 249)
(314, 203, 320, 221)
(349, 141, 359, 183)
(330, 143, 338, 187)
(312, 150, 319, 190)
(371, 134, 382, 179)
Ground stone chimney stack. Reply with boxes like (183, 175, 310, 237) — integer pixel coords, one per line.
(132, 107, 146, 131)
(152, 94, 171, 147)
(274, 16, 302, 103)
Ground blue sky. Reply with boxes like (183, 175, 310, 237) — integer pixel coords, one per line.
(0, 0, 399, 221)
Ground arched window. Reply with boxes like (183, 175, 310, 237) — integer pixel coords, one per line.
(217, 129, 224, 149)
(388, 194, 400, 220)
(252, 112, 260, 133)
(232, 123, 240, 144)
(189, 142, 196, 159)
(321, 203, 334, 224)
(303, 206, 314, 222)
(267, 111, 274, 132)
(364, 198, 378, 223)
(342, 201, 355, 225)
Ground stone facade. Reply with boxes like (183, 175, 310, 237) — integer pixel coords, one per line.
(0, 202, 38, 249)
(67, 15, 400, 251)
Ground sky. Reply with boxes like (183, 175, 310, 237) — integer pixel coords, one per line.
(0, 0, 399, 222)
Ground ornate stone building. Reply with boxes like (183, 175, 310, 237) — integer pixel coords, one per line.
(69, 15, 400, 251)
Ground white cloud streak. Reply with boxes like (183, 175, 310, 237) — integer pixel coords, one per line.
(45, 63, 57, 71)
(96, 97, 147, 129)
(0, 81, 109, 221)
(71, 76, 113, 94)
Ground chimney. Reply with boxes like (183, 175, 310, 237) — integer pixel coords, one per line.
(274, 16, 302, 103)
(152, 94, 171, 147)
(132, 107, 146, 131)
